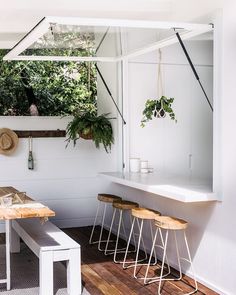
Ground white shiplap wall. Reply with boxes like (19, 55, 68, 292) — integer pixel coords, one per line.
(0, 26, 123, 232)
(100, 37, 218, 292)
(0, 116, 119, 231)
(127, 40, 213, 181)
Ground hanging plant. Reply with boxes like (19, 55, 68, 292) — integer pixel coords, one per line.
(141, 96, 177, 127)
(66, 112, 114, 153)
(66, 60, 114, 153)
(141, 49, 177, 127)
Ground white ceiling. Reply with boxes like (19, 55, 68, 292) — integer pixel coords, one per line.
(0, 0, 222, 49)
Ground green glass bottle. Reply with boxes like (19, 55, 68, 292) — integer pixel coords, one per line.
(28, 151, 34, 170)
(28, 136, 34, 170)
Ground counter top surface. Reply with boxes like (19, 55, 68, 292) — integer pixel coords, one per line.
(99, 172, 218, 203)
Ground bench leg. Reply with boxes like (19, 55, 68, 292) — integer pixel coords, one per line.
(5, 220, 11, 291)
(10, 227, 20, 253)
(39, 251, 53, 295)
(67, 248, 81, 295)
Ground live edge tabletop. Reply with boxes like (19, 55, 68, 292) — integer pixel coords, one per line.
(0, 187, 55, 220)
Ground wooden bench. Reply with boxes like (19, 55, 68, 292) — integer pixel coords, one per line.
(11, 219, 81, 295)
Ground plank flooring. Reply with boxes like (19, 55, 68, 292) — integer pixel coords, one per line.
(63, 226, 219, 295)
(0, 225, 219, 295)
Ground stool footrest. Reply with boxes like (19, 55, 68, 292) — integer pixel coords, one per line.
(105, 248, 136, 255)
(180, 257, 192, 264)
(89, 239, 116, 245)
(154, 244, 165, 250)
(123, 259, 151, 269)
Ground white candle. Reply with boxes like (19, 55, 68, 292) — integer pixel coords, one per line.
(141, 160, 148, 169)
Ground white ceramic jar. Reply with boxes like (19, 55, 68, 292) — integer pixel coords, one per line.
(129, 158, 140, 173)
(140, 160, 148, 169)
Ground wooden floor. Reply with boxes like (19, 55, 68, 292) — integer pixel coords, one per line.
(0, 226, 218, 295)
(61, 226, 219, 295)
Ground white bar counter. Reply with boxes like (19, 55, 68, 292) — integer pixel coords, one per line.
(99, 172, 219, 203)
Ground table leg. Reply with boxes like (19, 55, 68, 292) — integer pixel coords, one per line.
(67, 248, 82, 295)
(39, 251, 53, 295)
(10, 225, 20, 253)
(5, 220, 11, 291)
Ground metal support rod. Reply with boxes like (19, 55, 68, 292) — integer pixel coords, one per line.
(175, 31, 213, 112)
(10, 17, 46, 52)
(95, 64, 126, 124)
(95, 27, 110, 54)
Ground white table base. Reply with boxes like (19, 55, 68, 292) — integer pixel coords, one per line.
(0, 220, 11, 290)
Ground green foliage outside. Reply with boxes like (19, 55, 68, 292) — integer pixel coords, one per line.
(0, 29, 115, 152)
(0, 48, 97, 116)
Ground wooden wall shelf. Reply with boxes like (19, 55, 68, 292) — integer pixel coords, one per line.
(14, 130, 66, 138)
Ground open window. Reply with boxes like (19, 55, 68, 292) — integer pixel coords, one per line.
(3, 17, 219, 200)
(3, 17, 212, 62)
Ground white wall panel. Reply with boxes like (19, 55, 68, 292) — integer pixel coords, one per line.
(0, 177, 109, 200)
(0, 24, 122, 232)
(128, 41, 213, 181)
(0, 114, 118, 231)
(104, 35, 221, 293)
(43, 198, 98, 220)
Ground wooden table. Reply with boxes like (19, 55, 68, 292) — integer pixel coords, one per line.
(0, 187, 55, 290)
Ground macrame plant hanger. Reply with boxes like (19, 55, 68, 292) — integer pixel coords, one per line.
(156, 49, 166, 118)
(157, 49, 163, 98)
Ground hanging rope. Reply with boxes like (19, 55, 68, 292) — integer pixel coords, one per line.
(157, 49, 164, 98)
(156, 49, 166, 118)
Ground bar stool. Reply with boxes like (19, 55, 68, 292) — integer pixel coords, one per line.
(89, 193, 122, 251)
(146, 216, 198, 295)
(105, 200, 139, 263)
(123, 207, 170, 283)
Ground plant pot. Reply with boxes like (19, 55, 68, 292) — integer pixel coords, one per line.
(66, 113, 114, 152)
(79, 129, 93, 140)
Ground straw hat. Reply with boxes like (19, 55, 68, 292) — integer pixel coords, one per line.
(0, 128, 19, 155)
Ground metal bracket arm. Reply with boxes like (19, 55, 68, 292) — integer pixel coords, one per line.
(175, 31, 213, 112)
(95, 64, 126, 124)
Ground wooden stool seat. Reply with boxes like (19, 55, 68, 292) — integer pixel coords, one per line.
(131, 207, 161, 220)
(97, 194, 122, 203)
(113, 200, 139, 210)
(154, 216, 188, 230)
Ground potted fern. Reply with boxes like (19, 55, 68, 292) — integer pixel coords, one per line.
(66, 111, 114, 153)
(141, 96, 177, 127)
